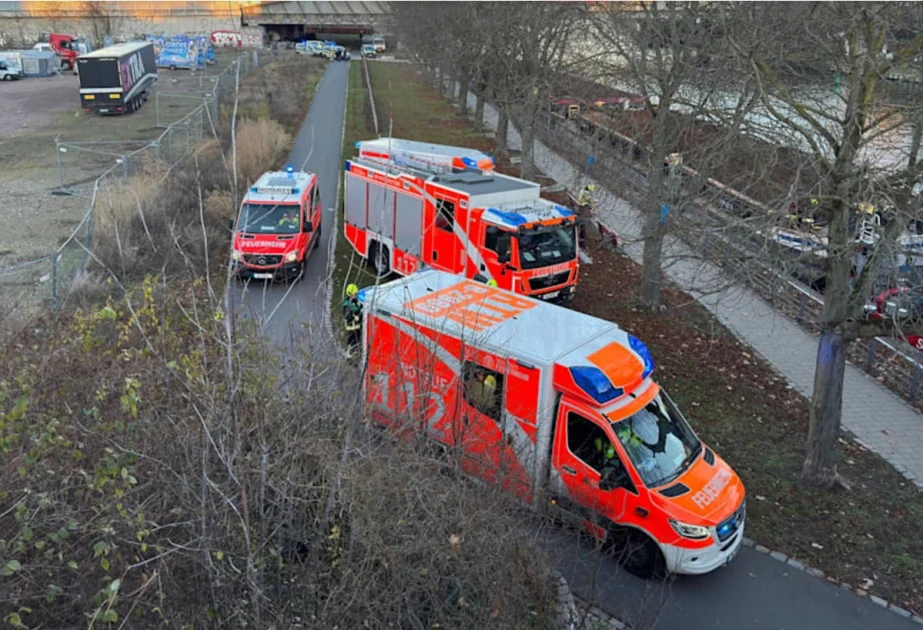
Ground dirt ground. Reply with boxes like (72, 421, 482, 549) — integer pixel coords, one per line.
(0, 51, 240, 267)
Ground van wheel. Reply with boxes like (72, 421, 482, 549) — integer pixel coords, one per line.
(370, 242, 390, 278)
(607, 528, 666, 580)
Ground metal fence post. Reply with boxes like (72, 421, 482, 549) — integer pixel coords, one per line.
(51, 251, 58, 311)
(865, 338, 877, 371)
(796, 291, 805, 324)
(55, 139, 66, 192)
(911, 363, 921, 405)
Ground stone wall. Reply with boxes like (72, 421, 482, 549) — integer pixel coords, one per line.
(0, 15, 257, 48)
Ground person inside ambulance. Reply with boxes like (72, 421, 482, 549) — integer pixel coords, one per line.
(611, 393, 701, 488)
(278, 208, 300, 231)
(466, 367, 498, 418)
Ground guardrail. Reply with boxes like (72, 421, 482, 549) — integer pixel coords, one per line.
(536, 109, 923, 414)
(0, 52, 257, 313)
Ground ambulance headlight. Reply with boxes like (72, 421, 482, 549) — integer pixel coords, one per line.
(669, 519, 711, 541)
(285, 251, 298, 263)
(231, 249, 242, 261)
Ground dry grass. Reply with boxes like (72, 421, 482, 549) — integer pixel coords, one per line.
(233, 118, 292, 187)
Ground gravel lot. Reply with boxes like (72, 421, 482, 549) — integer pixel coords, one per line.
(0, 53, 239, 267)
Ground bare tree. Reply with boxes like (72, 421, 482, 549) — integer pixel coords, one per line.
(732, 1, 923, 487)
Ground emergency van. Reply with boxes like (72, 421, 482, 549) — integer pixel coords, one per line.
(344, 138, 580, 304)
(358, 269, 746, 578)
(230, 166, 322, 281)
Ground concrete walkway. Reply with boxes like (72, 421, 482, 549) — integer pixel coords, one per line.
(467, 92, 923, 489)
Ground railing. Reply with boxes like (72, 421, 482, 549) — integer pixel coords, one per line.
(0, 52, 257, 314)
(536, 110, 923, 414)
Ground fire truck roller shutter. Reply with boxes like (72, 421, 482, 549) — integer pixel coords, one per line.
(395, 191, 424, 256)
(368, 182, 396, 240)
(345, 173, 368, 229)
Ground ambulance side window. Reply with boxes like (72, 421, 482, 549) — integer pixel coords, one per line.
(435, 199, 455, 232)
(566, 412, 616, 474)
(484, 226, 511, 260)
(462, 361, 503, 421)
(312, 184, 320, 212)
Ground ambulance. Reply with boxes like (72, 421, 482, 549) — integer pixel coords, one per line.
(344, 138, 580, 304)
(358, 269, 746, 577)
(230, 166, 323, 281)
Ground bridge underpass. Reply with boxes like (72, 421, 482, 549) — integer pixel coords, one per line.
(241, 0, 391, 44)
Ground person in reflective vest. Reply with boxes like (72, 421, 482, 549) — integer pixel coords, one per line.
(594, 436, 616, 461)
(343, 283, 363, 355)
(576, 184, 596, 241)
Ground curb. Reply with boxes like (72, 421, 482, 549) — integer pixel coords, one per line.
(742, 537, 922, 625)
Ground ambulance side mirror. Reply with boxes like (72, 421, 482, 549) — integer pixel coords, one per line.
(303, 221, 313, 233)
(228, 218, 235, 231)
(599, 464, 632, 493)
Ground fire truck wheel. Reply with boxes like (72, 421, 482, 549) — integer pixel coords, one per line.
(607, 528, 666, 580)
(370, 242, 390, 278)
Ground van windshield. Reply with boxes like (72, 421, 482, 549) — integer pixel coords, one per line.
(516, 222, 576, 270)
(608, 391, 701, 488)
(239, 203, 301, 234)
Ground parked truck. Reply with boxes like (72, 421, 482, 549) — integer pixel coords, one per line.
(230, 166, 323, 282)
(77, 42, 158, 115)
(344, 138, 581, 304)
(358, 269, 747, 577)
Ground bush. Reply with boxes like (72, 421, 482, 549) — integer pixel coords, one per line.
(233, 117, 291, 187)
(0, 280, 559, 628)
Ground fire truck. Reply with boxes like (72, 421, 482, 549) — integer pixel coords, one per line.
(358, 269, 747, 577)
(343, 138, 580, 304)
(230, 166, 323, 281)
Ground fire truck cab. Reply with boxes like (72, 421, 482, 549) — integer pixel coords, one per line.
(230, 166, 322, 282)
(359, 270, 746, 578)
(344, 138, 580, 304)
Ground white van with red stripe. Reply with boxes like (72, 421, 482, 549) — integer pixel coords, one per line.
(357, 269, 747, 578)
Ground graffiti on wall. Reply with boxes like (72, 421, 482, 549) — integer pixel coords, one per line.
(210, 30, 262, 48)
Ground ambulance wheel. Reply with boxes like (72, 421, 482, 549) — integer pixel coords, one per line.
(607, 528, 666, 580)
(370, 242, 390, 278)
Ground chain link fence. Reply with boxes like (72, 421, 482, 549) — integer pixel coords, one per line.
(535, 109, 923, 413)
(0, 51, 258, 314)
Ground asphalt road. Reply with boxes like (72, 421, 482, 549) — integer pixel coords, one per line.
(230, 60, 349, 346)
(230, 60, 917, 629)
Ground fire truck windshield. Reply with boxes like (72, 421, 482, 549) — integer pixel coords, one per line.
(238, 202, 301, 234)
(608, 391, 702, 488)
(516, 222, 576, 270)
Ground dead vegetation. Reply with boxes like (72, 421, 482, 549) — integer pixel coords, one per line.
(0, 279, 560, 628)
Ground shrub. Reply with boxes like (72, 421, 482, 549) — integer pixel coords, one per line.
(233, 117, 291, 187)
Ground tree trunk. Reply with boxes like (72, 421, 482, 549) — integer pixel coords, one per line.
(802, 329, 847, 486)
(639, 106, 674, 310)
(640, 207, 665, 307)
(459, 78, 470, 116)
(474, 92, 485, 129)
(496, 106, 510, 156)
(520, 103, 538, 180)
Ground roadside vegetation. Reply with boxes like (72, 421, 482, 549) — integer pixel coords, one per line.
(0, 54, 568, 629)
(347, 56, 923, 615)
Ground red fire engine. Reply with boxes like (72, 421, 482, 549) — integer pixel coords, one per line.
(230, 166, 322, 281)
(343, 138, 580, 304)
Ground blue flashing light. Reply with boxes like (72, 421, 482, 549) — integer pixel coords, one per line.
(570, 366, 623, 404)
(554, 204, 575, 217)
(286, 164, 294, 173)
(292, 188, 300, 194)
(487, 207, 528, 227)
(629, 335, 655, 380)
(250, 186, 258, 193)
(345, 160, 352, 172)
(356, 287, 370, 303)
(461, 156, 478, 169)
(355, 141, 361, 148)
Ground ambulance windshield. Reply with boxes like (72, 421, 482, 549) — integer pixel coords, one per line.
(609, 391, 702, 488)
(239, 202, 301, 234)
(516, 222, 577, 270)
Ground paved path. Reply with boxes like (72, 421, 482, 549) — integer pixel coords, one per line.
(465, 93, 923, 490)
(230, 61, 349, 348)
(465, 92, 920, 629)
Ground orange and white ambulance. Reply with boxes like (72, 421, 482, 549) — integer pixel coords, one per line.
(344, 138, 580, 304)
(230, 166, 322, 282)
(358, 269, 746, 577)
